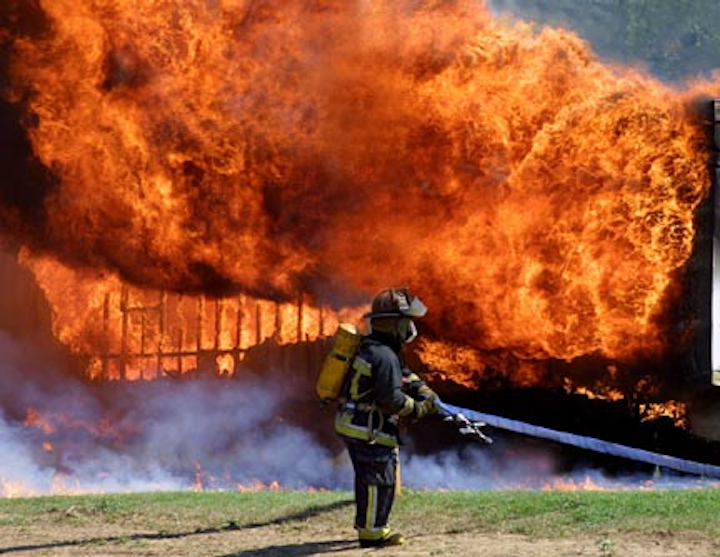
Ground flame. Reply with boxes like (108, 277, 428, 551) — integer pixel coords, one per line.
(539, 475, 669, 491)
(193, 462, 204, 492)
(24, 406, 121, 440)
(639, 401, 688, 428)
(0, 475, 89, 498)
(542, 476, 610, 491)
(19, 249, 363, 380)
(48, 475, 84, 496)
(1, 479, 32, 498)
(237, 480, 282, 493)
(563, 378, 625, 402)
(1, 2, 715, 387)
(25, 407, 56, 435)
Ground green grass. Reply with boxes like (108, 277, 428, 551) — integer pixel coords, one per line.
(0, 488, 719, 539)
(0, 490, 343, 528)
(394, 489, 720, 537)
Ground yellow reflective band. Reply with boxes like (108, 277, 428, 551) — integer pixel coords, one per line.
(349, 357, 373, 401)
(366, 485, 376, 529)
(334, 412, 398, 448)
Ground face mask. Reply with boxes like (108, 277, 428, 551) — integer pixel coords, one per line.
(368, 317, 418, 344)
(402, 320, 418, 344)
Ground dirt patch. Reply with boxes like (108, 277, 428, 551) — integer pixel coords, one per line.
(1, 519, 718, 556)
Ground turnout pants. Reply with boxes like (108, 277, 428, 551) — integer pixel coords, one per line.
(344, 439, 398, 541)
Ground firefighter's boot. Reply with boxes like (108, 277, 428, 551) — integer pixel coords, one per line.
(359, 530, 405, 548)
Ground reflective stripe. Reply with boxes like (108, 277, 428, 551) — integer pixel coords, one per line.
(335, 412, 398, 448)
(344, 401, 375, 412)
(365, 485, 376, 529)
(349, 357, 373, 400)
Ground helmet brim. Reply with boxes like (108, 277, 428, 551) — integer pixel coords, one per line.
(405, 296, 428, 317)
(364, 296, 427, 319)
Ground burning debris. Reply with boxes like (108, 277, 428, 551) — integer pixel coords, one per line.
(0, 0, 719, 495)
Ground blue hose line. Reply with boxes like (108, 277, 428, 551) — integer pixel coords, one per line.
(436, 400, 720, 479)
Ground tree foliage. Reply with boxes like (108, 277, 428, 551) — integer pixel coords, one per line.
(490, 0, 720, 82)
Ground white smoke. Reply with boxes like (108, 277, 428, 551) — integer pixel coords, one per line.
(108, 379, 350, 490)
(401, 444, 559, 490)
(0, 331, 351, 495)
(401, 440, 720, 490)
(1, 329, 717, 497)
(0, 413, 56, 494)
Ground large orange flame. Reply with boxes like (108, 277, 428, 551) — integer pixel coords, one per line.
(1, 1, 715, 386)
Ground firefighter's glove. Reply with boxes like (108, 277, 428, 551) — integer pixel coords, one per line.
(413, 397, 438, 419)
(417, 385, 439, 402)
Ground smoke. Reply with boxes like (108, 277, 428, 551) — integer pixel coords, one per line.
(0, 330, 350, 494)
(111, 379, 347, 490)
(401, 443, 720, 490)
(402, 444, 557, 489)
(0, 415, 55, 494)
(1, 324, 717, 496)
(0, 331, 81, 420)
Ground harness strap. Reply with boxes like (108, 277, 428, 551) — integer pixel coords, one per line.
(343, 400, 376, 412)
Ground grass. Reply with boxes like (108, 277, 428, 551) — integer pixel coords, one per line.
(0, 488, 719, 540)
(394, 488, 720, 537)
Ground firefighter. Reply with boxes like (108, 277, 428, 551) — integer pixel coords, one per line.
(335, 287, 438, 548)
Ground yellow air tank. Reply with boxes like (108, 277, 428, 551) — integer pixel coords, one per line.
(316, 323, 362, 402)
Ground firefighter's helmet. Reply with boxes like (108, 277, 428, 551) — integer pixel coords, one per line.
(364, 287, 427, 320)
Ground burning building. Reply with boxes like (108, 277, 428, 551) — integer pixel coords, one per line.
(1, 0, 720, 494)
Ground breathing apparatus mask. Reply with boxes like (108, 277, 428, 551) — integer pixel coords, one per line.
(397, 317, 418, 344)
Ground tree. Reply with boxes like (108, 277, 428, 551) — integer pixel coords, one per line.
(489, 0, 720, 82)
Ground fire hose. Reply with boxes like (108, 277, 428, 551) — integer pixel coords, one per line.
(435, 400, 720, 479)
